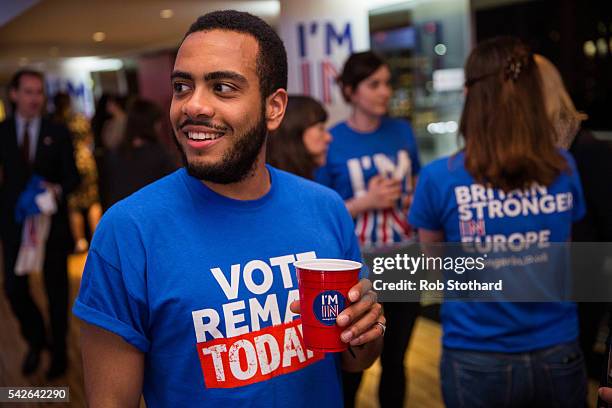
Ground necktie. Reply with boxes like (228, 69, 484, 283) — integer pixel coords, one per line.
(21, 121, 31, 165)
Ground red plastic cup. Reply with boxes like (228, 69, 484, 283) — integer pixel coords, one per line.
(294, 258, 362, 353)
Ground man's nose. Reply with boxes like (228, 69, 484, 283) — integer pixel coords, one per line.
(182, 89, 214, 118)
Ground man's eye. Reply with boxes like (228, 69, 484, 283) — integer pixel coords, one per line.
(173, 82, 190, 93)
(214, 83, 236, 93)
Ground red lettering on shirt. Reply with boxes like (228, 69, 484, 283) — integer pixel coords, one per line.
(197, 319, 324, 388)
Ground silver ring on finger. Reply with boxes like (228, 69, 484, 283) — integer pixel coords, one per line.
(375, 321, 386, 336)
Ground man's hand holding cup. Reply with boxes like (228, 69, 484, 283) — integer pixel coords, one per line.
(290, 259, 385, 352)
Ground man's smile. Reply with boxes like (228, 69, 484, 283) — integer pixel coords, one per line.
(180, 125, 227, 149)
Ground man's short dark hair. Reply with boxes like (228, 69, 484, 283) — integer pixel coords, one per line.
(183, 10, 287, 100)
(9, 69, 44, 90)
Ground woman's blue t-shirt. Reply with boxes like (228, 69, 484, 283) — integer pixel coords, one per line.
(316, 117, 421, 248)
(409, 150, 586, 352)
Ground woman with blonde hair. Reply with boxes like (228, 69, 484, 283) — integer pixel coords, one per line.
(535, 54, 587, 149)
(537, 55, 612, 386)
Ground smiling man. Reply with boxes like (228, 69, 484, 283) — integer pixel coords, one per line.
(73, 10, 384, 407)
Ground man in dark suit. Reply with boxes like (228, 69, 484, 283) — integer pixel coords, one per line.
(0, 69, 80, 379)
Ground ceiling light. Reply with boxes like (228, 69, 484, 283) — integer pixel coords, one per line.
(92, 32, 106, 42)
(160, 9, 174, 19)
(434, 43, 447, 56)
(427, 121, 458, 135)
(583, 41, 596, 58)
(63, 57, 123, 72)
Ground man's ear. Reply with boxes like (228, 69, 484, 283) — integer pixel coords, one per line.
(265, 89, 288, 132)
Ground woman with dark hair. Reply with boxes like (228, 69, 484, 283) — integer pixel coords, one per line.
(101, 95, 127, 151)
(409, 37, 587, 407)
(101, 99, 177, 209)
(90, 93, 111, 151)
(316, 51, 421, 408)
(90, 93, 127, 151)
(267, 95, 331, 180)
(91, 93, 128, 208)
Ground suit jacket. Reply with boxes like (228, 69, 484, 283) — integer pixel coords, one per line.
(570, 129, 612, 242)
(0, 116, 80, 252)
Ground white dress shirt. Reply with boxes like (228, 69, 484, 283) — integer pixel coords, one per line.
(15, 114, 41, 162)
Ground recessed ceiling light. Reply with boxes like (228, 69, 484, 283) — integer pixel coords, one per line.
(92, 32, 106, 42)
(160, 9, 174, 19)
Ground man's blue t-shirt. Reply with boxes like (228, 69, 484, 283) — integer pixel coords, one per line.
(409, 150, 586, 352)
(316, 117, 420, 248)
(73, 166, 362, 407)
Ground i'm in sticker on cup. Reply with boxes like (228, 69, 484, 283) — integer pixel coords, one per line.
(294, 259, 362, 352)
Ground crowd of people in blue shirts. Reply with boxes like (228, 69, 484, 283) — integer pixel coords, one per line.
(2, 9, 611, 408)
(267, 38, 612, 407)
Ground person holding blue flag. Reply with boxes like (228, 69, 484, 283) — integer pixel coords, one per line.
(0, 69, 80, 379)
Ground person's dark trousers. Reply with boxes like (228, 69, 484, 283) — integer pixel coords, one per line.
(2, 239, 69, 359)
(440, 341, 587, 408)
(2, 239, 46, 350)
(342, 370, 363, 408)
(578, 302, 609, 379)
(342, 301, 420, 408)
(378, 301, 420, 408)
(43, 249, 69, 359)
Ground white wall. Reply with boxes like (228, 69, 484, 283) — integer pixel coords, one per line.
(279, 0, 371, 125)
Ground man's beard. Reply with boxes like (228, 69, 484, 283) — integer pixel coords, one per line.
(173, 109, 267, 184)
